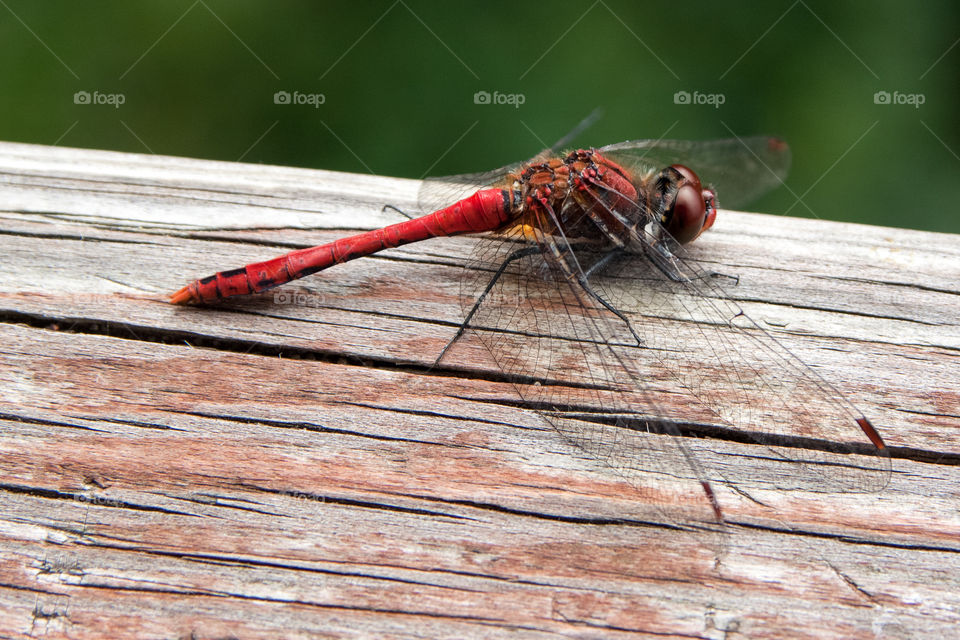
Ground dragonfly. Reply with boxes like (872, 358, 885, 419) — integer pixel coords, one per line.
(171, 134, 891, 529)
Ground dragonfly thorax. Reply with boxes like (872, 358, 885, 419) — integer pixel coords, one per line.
(507, 149, 648, 246)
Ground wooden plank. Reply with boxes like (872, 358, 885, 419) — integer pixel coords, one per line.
(0, 140, 958, 639)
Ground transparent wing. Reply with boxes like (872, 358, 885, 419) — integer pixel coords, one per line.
(417, 110, 604, 214)
(452, 145, 887, 538)
(563, 156, 890, 492)
(420, 135, 789, 216)
(457, 228, 729, 537)
(600, 137, 791, 209)
(417, 163, 524, 215)
(588, 223, 891, 493)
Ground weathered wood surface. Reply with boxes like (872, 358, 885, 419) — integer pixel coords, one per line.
(0, 140, 958, 639)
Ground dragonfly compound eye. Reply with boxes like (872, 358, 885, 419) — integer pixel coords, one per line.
(665, 164, 713, 244)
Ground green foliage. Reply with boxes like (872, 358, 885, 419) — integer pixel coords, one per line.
(1, 0, 956, 231)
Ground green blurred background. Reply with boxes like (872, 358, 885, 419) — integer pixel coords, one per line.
(1, 0, 957, 232)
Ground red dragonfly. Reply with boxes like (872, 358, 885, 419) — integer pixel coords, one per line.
(172, 135, 890, 526)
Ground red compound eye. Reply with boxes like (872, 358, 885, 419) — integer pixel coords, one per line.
(666, 164, 716, 244)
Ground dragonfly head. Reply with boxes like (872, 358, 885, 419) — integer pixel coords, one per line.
(662, 164, 717, 244)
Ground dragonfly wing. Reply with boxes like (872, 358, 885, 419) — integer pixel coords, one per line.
(585, 221, 891, 493)
(416, 110, 602, 214)
(417, 165, 521, 215)
(419, 135, 788, 217)
(600, 137, 791, 209)
(456, 223, 728, 534)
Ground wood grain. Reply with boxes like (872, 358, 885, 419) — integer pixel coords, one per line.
(0, 140, 958, 639)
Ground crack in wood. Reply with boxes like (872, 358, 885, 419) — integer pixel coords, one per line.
(169, 408, 451, 448)
(233, 483, 474, 521)
(0, 483, 201, 519)
(731, 519, 960, 554)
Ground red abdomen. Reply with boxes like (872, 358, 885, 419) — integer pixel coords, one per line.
(171, 188, 513, 304)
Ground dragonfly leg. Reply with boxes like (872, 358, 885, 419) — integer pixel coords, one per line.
(381, 204, 416, 220)
(574, 271, 645, 348)
(645, 242, 742, 290)
(569, 247, 645, 347)
(641, 231, 741, 287)
(709, 271, 740, 287)
(644, 241, 690, 282)
(582, 248, 625, 280)
(535, 193, 644, 348)
(434, 245, 543, 367)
